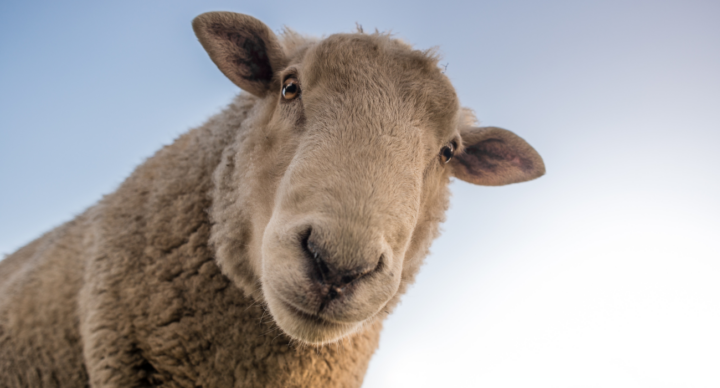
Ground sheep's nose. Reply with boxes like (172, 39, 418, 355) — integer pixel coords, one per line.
(301, 229, 381, 300)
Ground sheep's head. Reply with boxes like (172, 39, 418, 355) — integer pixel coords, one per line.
(194, 12, 545, 344)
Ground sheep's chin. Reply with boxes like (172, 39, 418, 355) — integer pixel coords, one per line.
(263, 287, 363, 345)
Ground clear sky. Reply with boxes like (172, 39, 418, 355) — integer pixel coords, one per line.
(1, 1, 719, 386)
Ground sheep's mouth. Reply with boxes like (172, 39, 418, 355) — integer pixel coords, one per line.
(267, 294, 364, 344)
(280, 299, 329, 325)
(269, 278, 364, 326)
(279, 297, 363, 329)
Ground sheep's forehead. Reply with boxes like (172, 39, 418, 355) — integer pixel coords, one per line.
(298, 33, 460, 139)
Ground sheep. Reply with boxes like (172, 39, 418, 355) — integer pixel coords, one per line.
(0, 11, 545, 388)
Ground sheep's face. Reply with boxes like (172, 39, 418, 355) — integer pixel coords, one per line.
(258, 34, 463, 344)
(195, 12, 545, 344)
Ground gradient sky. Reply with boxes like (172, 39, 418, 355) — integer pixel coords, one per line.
(1, 1, 719, 387)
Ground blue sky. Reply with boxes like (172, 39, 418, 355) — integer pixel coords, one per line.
(1, 1, 719, 386)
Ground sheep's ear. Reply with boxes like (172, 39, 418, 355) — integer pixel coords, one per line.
(193, 12, 287, 97)
(451, 126, 545, 186)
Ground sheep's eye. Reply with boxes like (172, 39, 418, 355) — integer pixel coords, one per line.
(282, 78, 300, 100)
(440, 142, 455, 163)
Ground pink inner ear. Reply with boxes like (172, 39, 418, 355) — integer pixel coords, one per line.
(209, 22, 273, 84)
(461, 139, 534, 174)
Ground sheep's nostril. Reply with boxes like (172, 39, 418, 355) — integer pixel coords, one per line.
(302, 230, 330, 282)
(340, 275, 356, 284)
(312, 249, 330, 279)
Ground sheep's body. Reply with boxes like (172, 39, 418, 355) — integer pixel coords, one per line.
(0, 12, 545, 387)
(0, 95, 379, 387)
(0, 217, 90, 385)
